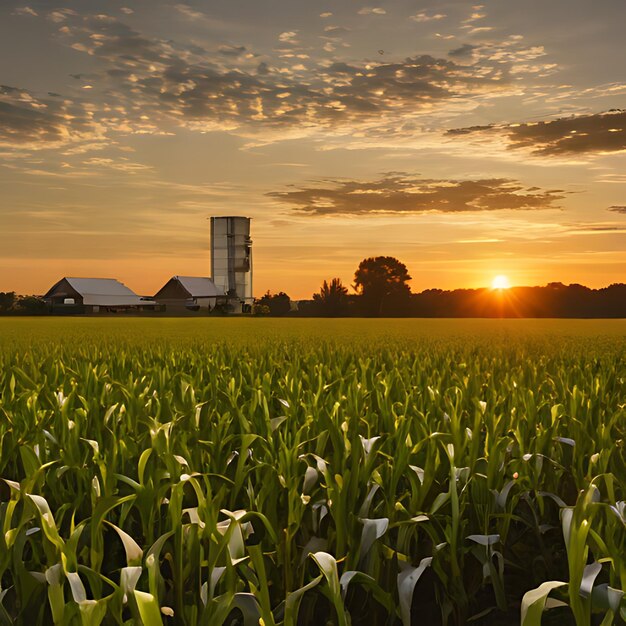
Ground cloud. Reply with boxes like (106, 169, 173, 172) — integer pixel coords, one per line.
(278, 31, 299, 43)
(0, 85, 100, 147)
(173, 4, 207, 20)
(218, 44, 247, 57)
(449, 44, 477, 58)
(47, 8, 77, 23)
(411, 12, 446, 23)
(269, 174, 564, 216)
(609, 205, 626, 214)
(46, 14, 523, 139)
(447, 109, 626, 156)
(12, 6, 38, 17)
(358, 7, 387, 15)
(1, 12, 557, 150)
(320, 12, 333, 18)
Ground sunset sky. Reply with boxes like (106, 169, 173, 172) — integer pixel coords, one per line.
(1, 0, 625, 298)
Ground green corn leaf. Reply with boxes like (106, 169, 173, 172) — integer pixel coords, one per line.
(134, 590, 164, 625)
(521, 581, 568, 626)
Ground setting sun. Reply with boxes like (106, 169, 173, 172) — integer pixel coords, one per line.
(491, 275, 511, 290)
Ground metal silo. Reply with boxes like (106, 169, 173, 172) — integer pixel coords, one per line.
(210, 216, 253, 313)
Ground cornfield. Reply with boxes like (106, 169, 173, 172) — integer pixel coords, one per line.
(0, 319, 624, 625)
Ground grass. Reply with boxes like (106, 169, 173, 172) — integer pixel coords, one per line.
(0, 318, 624, 625)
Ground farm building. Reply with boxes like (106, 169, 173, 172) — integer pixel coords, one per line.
(44, 278, 157, 314)
(211, 216, 253, 313)
(153, 276, 223, 312)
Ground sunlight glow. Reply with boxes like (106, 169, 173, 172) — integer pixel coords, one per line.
(491, 275, 511, 290)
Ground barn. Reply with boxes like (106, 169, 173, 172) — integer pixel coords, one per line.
(154, 276, 224, 312)
(44, 278, 156, 314)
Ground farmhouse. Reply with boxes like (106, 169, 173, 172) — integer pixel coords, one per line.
(154, 276, 223, 312)
(44, 277, 156, 314)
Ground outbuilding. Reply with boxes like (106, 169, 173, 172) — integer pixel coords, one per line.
(153, 276, 224, 312)
(44, 277, 156, 314)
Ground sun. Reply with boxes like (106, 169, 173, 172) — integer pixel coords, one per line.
(491, 275, 511, 290)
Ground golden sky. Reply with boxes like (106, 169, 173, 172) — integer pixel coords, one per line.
(1, 0, 625, 298)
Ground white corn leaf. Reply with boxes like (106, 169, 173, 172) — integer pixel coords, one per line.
(408, 466, 424, 485)
(495, 480, 516, 510)
(105, 521, 143, 566)
(359, 517, 389, 561)
(397, 557, 433, 626)
(231, 593, 262, 626)
(45, 564, 65, 625)
(554, 437, 575, 447)
(359, 435, 381, 457)
(67, 571, 87, 603)
(579, 562, 602, 598)
(120, 566, 142, 604)
(209, 566, 226, 600)
(311, 552, 348, 626)
(302, 466, 318, 494)
(467, 534, 500, 546)
(591, 584, 624, 613)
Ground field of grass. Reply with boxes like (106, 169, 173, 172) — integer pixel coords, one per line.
(1, 319, 625, 625)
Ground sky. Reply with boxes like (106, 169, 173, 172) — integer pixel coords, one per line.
(1, 0, 625, 298)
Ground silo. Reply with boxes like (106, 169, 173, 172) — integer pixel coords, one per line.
(210, 216, 253, 313)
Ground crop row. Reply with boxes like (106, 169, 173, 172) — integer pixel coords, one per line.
(0, 327, 625, 624)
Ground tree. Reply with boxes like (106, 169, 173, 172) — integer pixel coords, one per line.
(313, 278, 349, 316)
(255, 291, 292, 316)
(14, 295, 47, 315)
(353, 256, 412, 316)
(0, 292, 16, 312)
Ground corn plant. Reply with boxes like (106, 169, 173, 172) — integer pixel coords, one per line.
(0, 318, 624, 625)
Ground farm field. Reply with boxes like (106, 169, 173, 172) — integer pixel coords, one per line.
(0, 318, 625, 625)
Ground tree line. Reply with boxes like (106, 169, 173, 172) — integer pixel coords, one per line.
(2, 256, 625, 317)
(257, 256, 626, 318)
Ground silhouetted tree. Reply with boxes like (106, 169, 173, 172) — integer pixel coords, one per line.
(0, 292, 16, 312)
(353, 257, 412, 316)
(255, 291, 292, 316)
(14, 295, 47, 315)
(410, 283, 626, 318)
(313, 278, 349, 316)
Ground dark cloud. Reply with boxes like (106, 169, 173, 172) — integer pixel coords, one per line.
(218, 45, 247, 57)
(269, 174, 564, 216)
(447, 110, 626, 156)
(0, 85, 98, 146)
(449, 44, 477, 58)
(609, 205, 626, 214)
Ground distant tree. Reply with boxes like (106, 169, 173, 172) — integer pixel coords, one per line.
(253, 303, 271, 316)
(0, 292, 16, 312)
(353, 257, 412, 316)
(313, 278, 349, 316)
(14, 295, 47, 315)
(255, 291, 292, 316)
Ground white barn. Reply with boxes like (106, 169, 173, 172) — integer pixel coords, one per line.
(44, 278, 156, 313)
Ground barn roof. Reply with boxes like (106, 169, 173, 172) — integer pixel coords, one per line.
(45, 278, 153, 306)
(169, 276, 223, 298)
